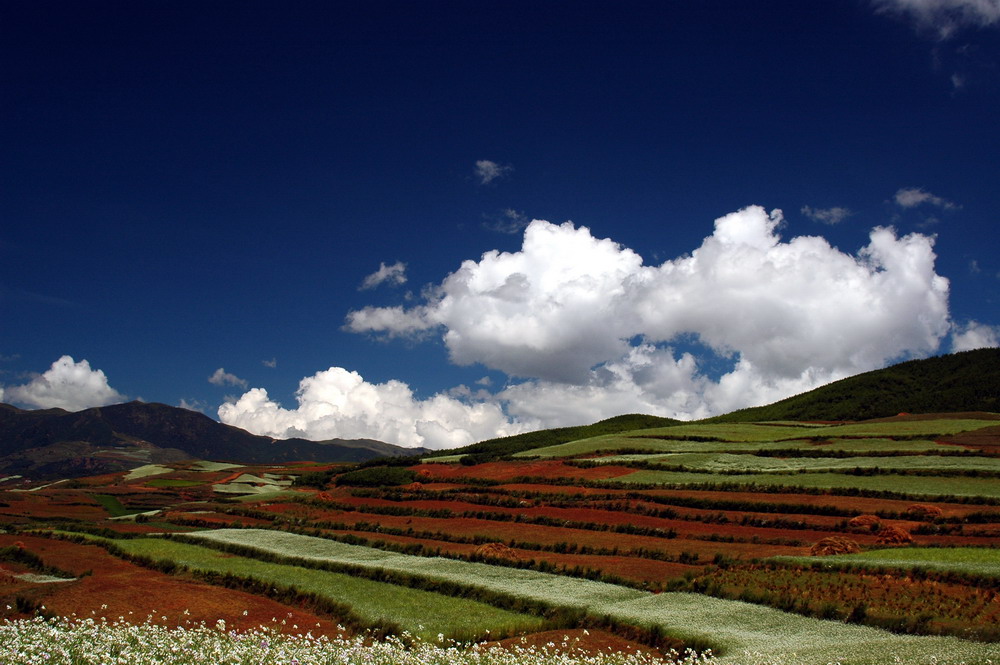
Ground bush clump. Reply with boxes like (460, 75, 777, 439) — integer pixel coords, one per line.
(334, 466, 417, 487)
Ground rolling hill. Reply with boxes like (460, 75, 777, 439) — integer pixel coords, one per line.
(709, 347, 1000, 423)
(0, 401, 426, 478)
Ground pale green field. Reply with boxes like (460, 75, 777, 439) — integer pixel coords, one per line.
(122, 464, 173, 480)
(515, 419, 997, 459)
(112, 538, 543, 641)
(185, 529, 1000, 664)
(609, 469, 1000, 497)
(591, 452, 1000, 473)
(189, 460, 242, 471)
(776, 546, 1000, 578)
(807, 419, 998, 438)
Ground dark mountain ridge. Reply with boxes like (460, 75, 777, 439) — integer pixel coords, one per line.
(0, 401, 426, 478)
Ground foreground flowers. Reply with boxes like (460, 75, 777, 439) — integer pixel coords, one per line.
(1, 616, 994, 665)
(0, 616, 703, 665)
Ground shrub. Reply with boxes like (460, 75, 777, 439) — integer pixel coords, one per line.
(334, 466, 417, 487)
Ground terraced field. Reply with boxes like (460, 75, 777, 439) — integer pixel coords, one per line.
(2, 413, 1000, 663)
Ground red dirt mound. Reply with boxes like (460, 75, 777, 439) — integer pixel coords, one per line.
(906, 504, 943, 518)
(473, 542, 520, 560)
(847, 514, 881, 530)
(875, 525, 913, 545)
(810, 536, 861, 556)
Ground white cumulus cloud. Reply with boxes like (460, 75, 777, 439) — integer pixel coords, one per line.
(346, 205, 952, 430)
(240, 205, 956, 447)
(208, 368, 248, 389)
(951, 320, 1000, 351)
(218, 367, 529, 450)
(4, 355, 125, 411)
(360, 261, 407, 290)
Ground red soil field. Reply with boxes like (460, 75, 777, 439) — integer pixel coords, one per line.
(0, 534, 346, 638)
(314, 526, 698, 586)
(488, 628, 663, 657)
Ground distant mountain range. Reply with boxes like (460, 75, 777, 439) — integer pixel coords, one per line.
(0, 401, 427, 479)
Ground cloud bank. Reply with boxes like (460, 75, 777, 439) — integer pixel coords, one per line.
(225, 205, 957, 448)
(218, 367, 526, 450)
(3, 355, 124, 411)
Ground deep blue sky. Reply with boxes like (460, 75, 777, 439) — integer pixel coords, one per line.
(2, 1, 999, 448)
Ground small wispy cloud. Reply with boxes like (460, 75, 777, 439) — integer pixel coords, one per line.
(873, 0, 1000, 40)
(475, 159, 513, 185)
(179, 398, 208, 413)
(894, 187, 960, 210)
(208, 368, 248, 389)
(360, 261, 407, 290)
(262, 358, 277, 368)
(951, 320, 1000, 351)
(800, 205, 853, 225)
(484, 208, 531, 234)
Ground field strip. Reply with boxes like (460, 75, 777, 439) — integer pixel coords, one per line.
(111, 537, 544, 641)
(774, 546, 1000, 577)
(590, 452, 1000, 473)
(610, 470, 1000, 498)
(186, 529, 999, 664)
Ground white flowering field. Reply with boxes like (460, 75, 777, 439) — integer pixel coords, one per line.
(0, 616, 701, 665)
(185, 529, 1000, 664)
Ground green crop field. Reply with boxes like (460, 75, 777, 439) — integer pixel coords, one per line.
(111, 537, 544, 641)
(145, 478, 205, 488)
(610, 469, 1000, 497)
(591, 452, 1000, 474)
(778, 546, 1000, 578)
(182, 529, 999, 664)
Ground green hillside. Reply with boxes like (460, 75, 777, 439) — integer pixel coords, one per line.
(444, 413, 679, 461)
(707, 348, 1000, 423)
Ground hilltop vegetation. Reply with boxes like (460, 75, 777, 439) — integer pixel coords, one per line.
(709, 348, 1000, 423)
